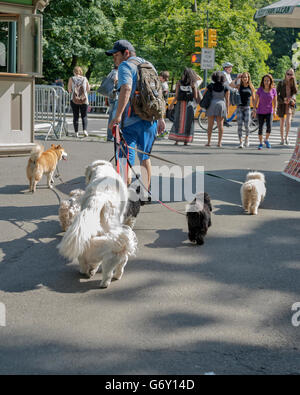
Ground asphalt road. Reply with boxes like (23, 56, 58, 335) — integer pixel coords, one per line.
(0, 115, 300, 375)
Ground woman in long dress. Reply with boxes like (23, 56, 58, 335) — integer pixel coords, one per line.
(168, 68, 200, 146)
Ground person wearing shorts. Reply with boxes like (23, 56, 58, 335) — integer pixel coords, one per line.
(106, 40, 165, 201)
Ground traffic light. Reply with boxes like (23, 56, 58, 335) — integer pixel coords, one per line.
(195, 29, 204, 48)
(208, 29, 217, 48)
(191, 53, 201, 64)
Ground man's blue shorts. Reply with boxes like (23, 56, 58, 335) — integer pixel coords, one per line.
(120, 120, 157, 166)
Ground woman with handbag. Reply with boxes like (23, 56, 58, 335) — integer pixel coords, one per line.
(168, 68, 200, 146)
(68, 66, 90, 138)
(277, 68, 298, 146)
(203, 71, 230, 147)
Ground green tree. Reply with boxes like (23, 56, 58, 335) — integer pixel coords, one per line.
(273, 56, 292, 80)
(114, 0, 271, 85)
(42, 0, 117, 85)
(40, 0, 278, 88)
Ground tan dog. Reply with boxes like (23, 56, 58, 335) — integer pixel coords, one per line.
(26, 144, 68, 192)
(59, 189, 85, 231)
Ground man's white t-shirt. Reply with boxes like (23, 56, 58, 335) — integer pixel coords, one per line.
(222, 70, 232, 85)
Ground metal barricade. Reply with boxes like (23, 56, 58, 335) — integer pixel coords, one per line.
(65, 91, 109, 114)
(35, 85, 69, 140)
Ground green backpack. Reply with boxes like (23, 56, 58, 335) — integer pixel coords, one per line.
(129, 59, 166, 122)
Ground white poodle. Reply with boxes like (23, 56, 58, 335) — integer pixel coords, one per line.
(58, 189, 85, 232)
(240, 171, 266, 215)
(58, 160, 137, 288)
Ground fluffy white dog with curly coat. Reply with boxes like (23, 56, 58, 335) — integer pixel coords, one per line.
(59, 188, 85, 232)
(58, 160, 137, 288)
(240, 171, 266, 215)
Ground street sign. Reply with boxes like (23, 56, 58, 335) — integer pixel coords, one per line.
(201, 48, 215, 70)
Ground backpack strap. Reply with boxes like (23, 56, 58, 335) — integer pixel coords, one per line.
(127, 58, 141, 67)
(121, 58, 143, 126)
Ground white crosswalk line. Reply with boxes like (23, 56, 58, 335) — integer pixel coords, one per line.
(158, 123, 297, 147)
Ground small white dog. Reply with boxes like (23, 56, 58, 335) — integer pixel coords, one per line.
(59, 189, 85, 232)
(57, 160, 137, 288)
(240, 171, 266, 215)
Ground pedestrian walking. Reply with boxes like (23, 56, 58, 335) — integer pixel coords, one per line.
(221, 62, 239, 127)
(159, 71, 170, 100)
(106, 40, 165, 201)
(204, 71, 230, 147)
(68, 66, 90, 138)
(235, 72, 256, 148)
(55, 78, 64, 88)
(168, 68, 200, 146)
(277, 68, 298, 146)
(106, 65, 119, 142)
(253, 74, 277, 150)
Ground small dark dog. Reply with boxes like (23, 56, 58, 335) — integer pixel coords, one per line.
(186, 192, 212, 245)
(124, 179, 142, 229)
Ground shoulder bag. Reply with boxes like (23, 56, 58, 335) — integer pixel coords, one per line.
(199, 85, 213, 110)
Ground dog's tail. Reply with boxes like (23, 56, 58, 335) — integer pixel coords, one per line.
(112, 225, 138, 257)
(29, 144, 44, 163)
(57, 193, 111, 260)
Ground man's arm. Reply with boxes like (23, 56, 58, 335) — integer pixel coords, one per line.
(108, 83, 132, 129)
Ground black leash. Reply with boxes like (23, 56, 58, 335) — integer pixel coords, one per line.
(113, 125, 186, 216)
(111, 126, 242, 186)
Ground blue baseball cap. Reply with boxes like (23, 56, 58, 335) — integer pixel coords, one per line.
(105, 40, 135, 56)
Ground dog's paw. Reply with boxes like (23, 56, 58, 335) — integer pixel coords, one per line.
(113, 269, 124, 281)
(100, 279, 111, 289)
(88, 268, 97, 278)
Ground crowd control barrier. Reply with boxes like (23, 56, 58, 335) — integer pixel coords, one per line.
(282, 127, 300, 182)
(35, 85, 69, 140)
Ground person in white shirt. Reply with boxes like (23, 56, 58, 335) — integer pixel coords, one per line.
(221, 62, 241, 127)
(159, 71, 170, 99)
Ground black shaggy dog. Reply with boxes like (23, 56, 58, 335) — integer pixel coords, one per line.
(186, 192, 212, 245)
(124, 180, 142, 229)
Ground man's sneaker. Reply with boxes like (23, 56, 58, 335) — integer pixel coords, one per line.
(244, 138, 250, 147)
(75, 132, 79, 138)
(239, 141, 244, 148)
(83, 130, 89, 137)
(258, 143, 263, 150)
(157, 130, 168, 138)
(264, 140, 271, 149)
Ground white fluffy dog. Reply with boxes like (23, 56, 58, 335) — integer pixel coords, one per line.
(240, 171, 266, 215)
(59, 189, 85, 232)
(57, 160, 137, 288)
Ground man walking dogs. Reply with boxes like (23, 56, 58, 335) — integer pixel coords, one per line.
(106, 40, 166, 202)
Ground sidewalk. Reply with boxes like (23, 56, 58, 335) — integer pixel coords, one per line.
(0, 118, 300, 374)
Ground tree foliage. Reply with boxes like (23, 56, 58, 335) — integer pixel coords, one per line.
(40, 0, 298, 88)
